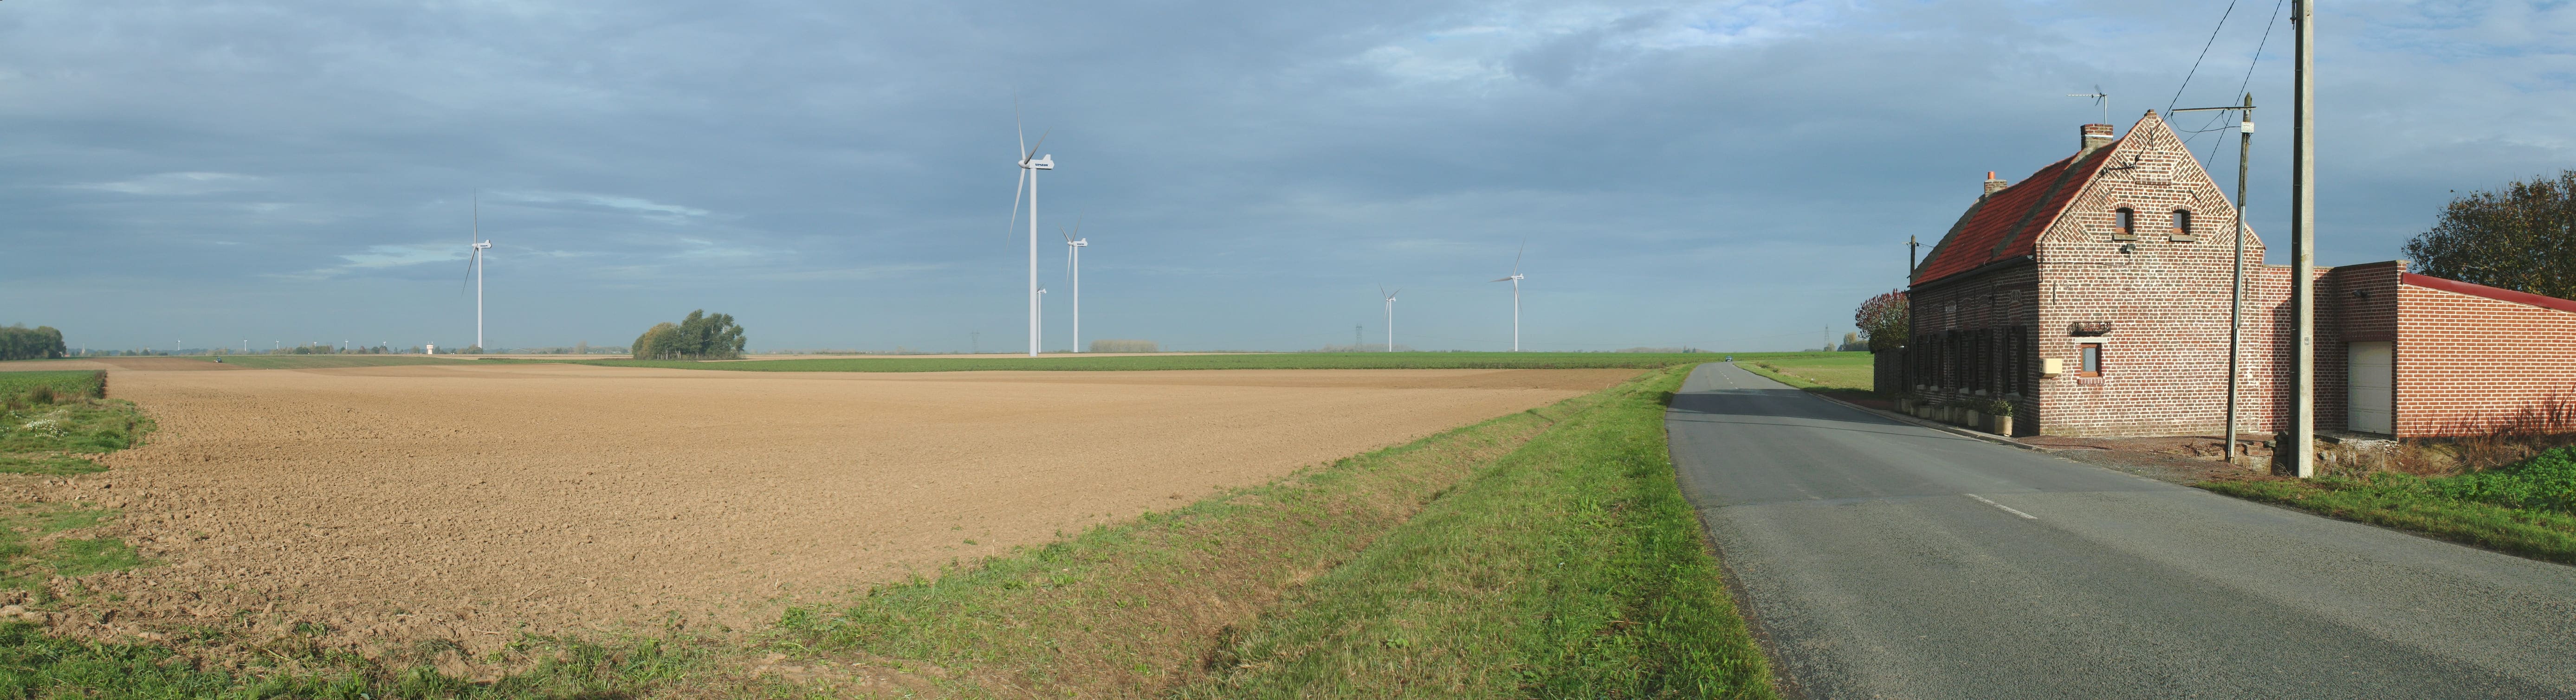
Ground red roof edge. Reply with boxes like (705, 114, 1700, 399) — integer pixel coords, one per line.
(2401, 272, 2576, 315)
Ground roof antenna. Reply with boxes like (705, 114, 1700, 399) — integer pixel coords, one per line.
(2067, 86, 2109, 126)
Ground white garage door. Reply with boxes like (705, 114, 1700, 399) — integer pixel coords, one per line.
(2348, 341, 2393, 435)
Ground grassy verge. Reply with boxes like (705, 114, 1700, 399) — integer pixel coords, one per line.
(1178, 365, 1770, 698)
(2202, 446, 2576, 565)
(479, 351, 1816, 373)
(1736, 354, 1881, 408)
(770, 365, 1770, 698)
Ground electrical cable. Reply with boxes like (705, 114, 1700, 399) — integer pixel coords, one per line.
(2168, 0, 2242, 114)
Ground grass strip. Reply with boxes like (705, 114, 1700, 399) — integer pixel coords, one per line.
(477, 351, 1845, 374)
(770, 374, 1628, 696)
(2203, 472, 2576, 566)
(1175, 365, 1773, 699)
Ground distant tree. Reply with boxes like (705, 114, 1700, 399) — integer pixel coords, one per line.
(2406, 171, 2576, 300)
(632, 310, 746, 360)
(1853, 291, 1909, 352)
(574, 341, 590, 355)
(0, 325, 68, 360)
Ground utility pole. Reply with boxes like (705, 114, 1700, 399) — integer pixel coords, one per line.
(2290, 0, 2317, 477)
(1354, 325, 1363, 350)
(971, 331, 979, 355)
(2177, 97, 2259, 467)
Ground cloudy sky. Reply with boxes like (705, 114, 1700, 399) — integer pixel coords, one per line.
(4, 1, 2570, 353)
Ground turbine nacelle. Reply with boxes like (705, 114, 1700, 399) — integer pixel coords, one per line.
(1022, 155, 1055, 170)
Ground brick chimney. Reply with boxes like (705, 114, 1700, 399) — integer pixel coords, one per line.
(2079, 124, 2115, 155)
(1982, 171, 2008, 198)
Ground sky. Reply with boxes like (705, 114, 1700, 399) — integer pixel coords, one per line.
(6, 0, 2574, 353)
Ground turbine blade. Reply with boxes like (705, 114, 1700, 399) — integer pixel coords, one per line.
(1025, 128, 1051, 161)
(1514, 239, 1524, 274)
(1007, 169, 1026, 244)
(1016, 99, 1026, 159)
(1491, 276, 1515, 283)
(463, 250, 476, 292)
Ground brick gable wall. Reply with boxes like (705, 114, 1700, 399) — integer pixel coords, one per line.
(2025, 113, 2277, 437)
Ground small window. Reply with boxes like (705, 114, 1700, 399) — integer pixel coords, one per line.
(2113, 208, 2138, 241)
(2078, 343, 2103, 377)
(2171, 209, 2196, 242)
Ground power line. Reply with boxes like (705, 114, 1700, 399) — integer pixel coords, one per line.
(2181, 0, 2289, 154)
(2167, 0, 2243, 114)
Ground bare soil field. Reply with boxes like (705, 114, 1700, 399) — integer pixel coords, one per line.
(15, 362, 1632, 660)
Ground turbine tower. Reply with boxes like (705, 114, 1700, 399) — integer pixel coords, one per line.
(1063, 222, 1087, 353)
(1380, 285, 1400, 352)
(465, 194, 494, 351)
(1006, 111, 1055, 357)
(1490, 243, 1525, 352)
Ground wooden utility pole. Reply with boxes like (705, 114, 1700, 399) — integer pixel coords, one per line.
(2177, 96, 2262, 466)
(2291, 0, 2317, 476)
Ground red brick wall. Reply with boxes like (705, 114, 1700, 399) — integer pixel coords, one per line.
(2391, 279, 2576, 437)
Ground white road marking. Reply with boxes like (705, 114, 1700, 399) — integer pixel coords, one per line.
(1964, 493, 2039, 520)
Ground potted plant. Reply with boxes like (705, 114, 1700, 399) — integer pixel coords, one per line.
(1979, 398, 2016, 435)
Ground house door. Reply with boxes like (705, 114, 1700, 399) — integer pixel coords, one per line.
(2348, 341, 2393, 434)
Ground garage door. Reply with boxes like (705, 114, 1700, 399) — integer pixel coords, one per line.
(2348, 341, 2393, 434)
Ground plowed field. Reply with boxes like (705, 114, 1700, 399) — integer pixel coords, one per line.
(33, 363, 1633, 656)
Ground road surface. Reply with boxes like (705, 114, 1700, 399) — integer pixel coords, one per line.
(1667, 362, 2576, 699)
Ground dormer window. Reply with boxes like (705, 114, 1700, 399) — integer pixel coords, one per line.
(2171, 209, 2197, 242)
(2113, 208, 2138, 241)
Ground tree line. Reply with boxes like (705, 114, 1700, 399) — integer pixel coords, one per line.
(2408, 170, 2576, 301)
(633, 310, 747, 360)
(0, 325, 68, 361)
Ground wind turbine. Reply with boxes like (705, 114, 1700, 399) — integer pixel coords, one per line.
(465, 194, 494, 351)
(1490, 242, 1525, 352)
(1062, 220, 1087, 353)
(1005, 108, 1056, 357)
(2067, 86, 2109, 125)
(1380, 284, 1400, 352)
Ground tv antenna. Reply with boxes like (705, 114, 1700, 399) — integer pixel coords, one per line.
(2067, 86, 2109, 124)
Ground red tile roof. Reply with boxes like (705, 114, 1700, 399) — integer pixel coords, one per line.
(1913, 143, 2120, 286)
(2402, 273, 2576, 315)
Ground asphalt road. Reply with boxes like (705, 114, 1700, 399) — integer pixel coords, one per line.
(1668, 362, 2576, 700)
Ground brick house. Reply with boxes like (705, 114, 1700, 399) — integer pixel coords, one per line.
(1899, 111, 2576, 438)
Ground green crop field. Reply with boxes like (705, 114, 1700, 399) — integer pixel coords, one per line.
(0, 371, 105, 401)
(482, 351, 1851, 373)
(1736, 353, 1875, 393)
